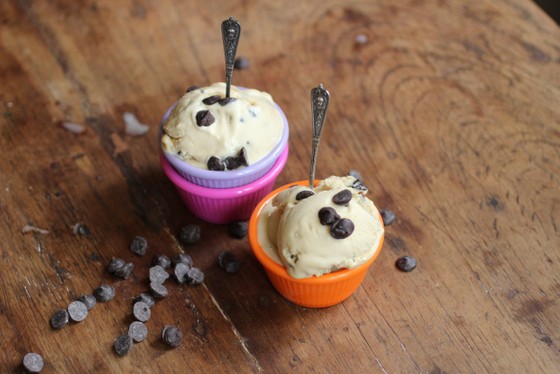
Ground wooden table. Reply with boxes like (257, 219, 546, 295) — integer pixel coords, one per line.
(1, 0, 559, 372)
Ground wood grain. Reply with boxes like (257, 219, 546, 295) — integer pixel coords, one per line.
(1, 0, 559, 372)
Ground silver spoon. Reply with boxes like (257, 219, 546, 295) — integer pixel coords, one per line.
(309, 84, 330, 189)
(221, 16, 241, 98)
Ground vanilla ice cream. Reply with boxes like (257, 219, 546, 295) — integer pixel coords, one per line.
(257, 176, 384, 279)
(161, 82, 284, 170)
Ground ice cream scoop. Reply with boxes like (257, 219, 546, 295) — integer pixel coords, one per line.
(257, 175, 384, 279)
(161, 82, 284, 171)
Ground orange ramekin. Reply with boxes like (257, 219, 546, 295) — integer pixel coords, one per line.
(248, 180, 385, 308)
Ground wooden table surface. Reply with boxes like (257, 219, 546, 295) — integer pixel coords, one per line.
(1, 0, 559, 372)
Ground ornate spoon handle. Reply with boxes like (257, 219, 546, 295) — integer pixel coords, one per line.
(221, 17, 241, 98)
(309, 84, 330, 189)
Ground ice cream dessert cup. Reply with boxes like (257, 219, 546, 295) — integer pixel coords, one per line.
(248, 178, 385, 308)
(160, 146, 288, 224)
(160, 83, 289, 189)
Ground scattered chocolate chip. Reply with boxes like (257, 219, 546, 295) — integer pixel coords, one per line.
(186, 267, 205, 286)
(219, 97, 237, 106)
(180, 224, 201, 245)
(318, 207, 340, 225)
(149, 265, 169, 284)
(51, 309, 69, 329)
(331, 218, 355, 239)
(161, 325, 183, 348)
(152, 255, 171, 269)
(218, 251, 241, 274)
(202, 95, 221, 105)
(234, 56, 250, 70)
(73, 223, 91, 237)
(134, 292, 156, 309)
(67, 301, 88, 322)
(23, 353, 43, 373)
(171, 253, 193, 267)
(296, 190, 315, 201)
(228, 221, 248, 239)
(149, 282, 168, 298)
(174, 263, 190, 284)
(196, 110, 215, 127)
(114, 262, 134, 279)
(93, 284, 116, 302)
(186, 85, 200, 93)
(332, 189, 352, 205)
(107, 257, 125, 273)
(396, 256, 416, 272)
(130, 236, 148, 256)
(348, 169, 363, 182)
(76, 294, 96, 311)
(207, 156, 225, 171)
(133, 301, 151, 322)
(128, 321, 148, 343)
(380, 208, 396, 226)
(113, 334, 133, 356)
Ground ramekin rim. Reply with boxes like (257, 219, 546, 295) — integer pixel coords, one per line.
(160, 145, 289, 199)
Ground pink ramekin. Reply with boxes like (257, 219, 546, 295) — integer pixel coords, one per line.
(160, 145, 289, 224)
(160, 93, 289, 189)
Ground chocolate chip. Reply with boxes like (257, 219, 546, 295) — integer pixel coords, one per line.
(202, 95, 221, 105)
(331, 218, 354, 239)
(93, 284, 115, 302)
(76, 294, 96, 310)
(161, 325, 183, 348)
(130, 236, 148, 256)
(133, 301, 151, 322)
(107, 257, 125, 273)
(174, 262, 190, 284)
(180, 224, 201, 245)
(318, 207, 340, 225)
(149, 265, 169, 284)
(234, 56, 250, 70)
(207, 156, 225, 171)
(332, 189, 352, 205)
(152, 255, 171, 269)
(67, 301, 88, 322)
(149, 282, 168, 298)
(396, 256, 416, 272)
(351, 179, 367, 191)
(113, 335, 133, 356)
(128, 321, 148, 343)
(186, 267, 205, 286)
(50, 309, 69, 329)
(186, 85, 200, 93)
(172, 253, 193, 267)
(239, 147, 248, 164)
(225, 147, 248, 170)
(218, 251, 241, 274)
(348, 169, 363, 182)
(296, 190, 315, 200)
(228, 221, 248, 239)
(224, 156, 241, 170)
(134, 293, 156, 308)
(74, 223, 91, 237)
(23, 352, 43, 373)
(114, 262, 134, 279)
(380, 208, 396, 226)
(219, 97, 237, 106)
(196, 110, 215, 127)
